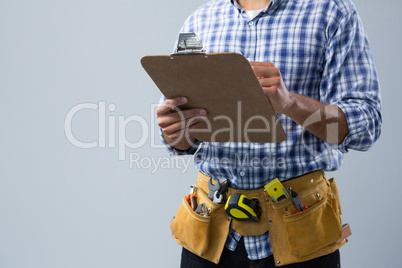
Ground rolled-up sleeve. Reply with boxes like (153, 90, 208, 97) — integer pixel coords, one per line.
(320, 10, 382, 153)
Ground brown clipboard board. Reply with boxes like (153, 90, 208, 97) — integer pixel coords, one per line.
(141, 52, 286, 143)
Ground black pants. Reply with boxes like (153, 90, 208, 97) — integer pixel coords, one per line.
(181, 238, 340, 268)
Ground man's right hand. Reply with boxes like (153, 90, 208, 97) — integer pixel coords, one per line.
(156, 97, 207, 151)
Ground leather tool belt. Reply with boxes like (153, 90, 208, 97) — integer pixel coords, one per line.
(170, 170, 349, 266)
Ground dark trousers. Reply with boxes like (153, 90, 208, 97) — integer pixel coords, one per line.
(181, 238, 340, 268)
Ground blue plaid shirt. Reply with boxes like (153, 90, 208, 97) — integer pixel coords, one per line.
(160, 0, 382, 261)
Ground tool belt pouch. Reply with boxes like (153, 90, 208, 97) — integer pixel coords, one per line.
(170, 184, 231, 263)
(267, 172, 346, 266)
(170, 196, 211, 256)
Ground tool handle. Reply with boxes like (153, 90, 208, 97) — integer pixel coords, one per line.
(191, 195, 198, 211)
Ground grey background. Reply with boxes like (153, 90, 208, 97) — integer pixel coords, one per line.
(0, 0, 400, 267)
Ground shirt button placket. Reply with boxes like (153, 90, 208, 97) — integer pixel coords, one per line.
(246, 19, 257, 61)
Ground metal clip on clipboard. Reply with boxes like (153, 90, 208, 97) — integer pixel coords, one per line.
(173, 33, 205, 55)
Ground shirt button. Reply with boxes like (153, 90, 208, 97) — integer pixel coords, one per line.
(240, 171, 246, 176)
(248, 21, 254, 26)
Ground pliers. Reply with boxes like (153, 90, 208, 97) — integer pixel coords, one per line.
(289, 189, 305, 212)
(186, 193, 198, 211)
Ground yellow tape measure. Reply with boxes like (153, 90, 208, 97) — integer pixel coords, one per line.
(224, 194, 261, 222)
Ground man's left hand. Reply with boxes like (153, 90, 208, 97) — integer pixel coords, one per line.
(250, 61, 294, 115)
(250, 61, 349, 144)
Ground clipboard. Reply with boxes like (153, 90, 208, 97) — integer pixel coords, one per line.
(141, 34, 286, 143)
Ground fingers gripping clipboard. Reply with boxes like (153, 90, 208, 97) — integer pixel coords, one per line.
(141, 34, 286, 143)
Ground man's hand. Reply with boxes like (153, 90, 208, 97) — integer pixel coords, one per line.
(156, 97, 207, 151)
(250, 61, 349, 144)
(250, 61, 295, 114)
